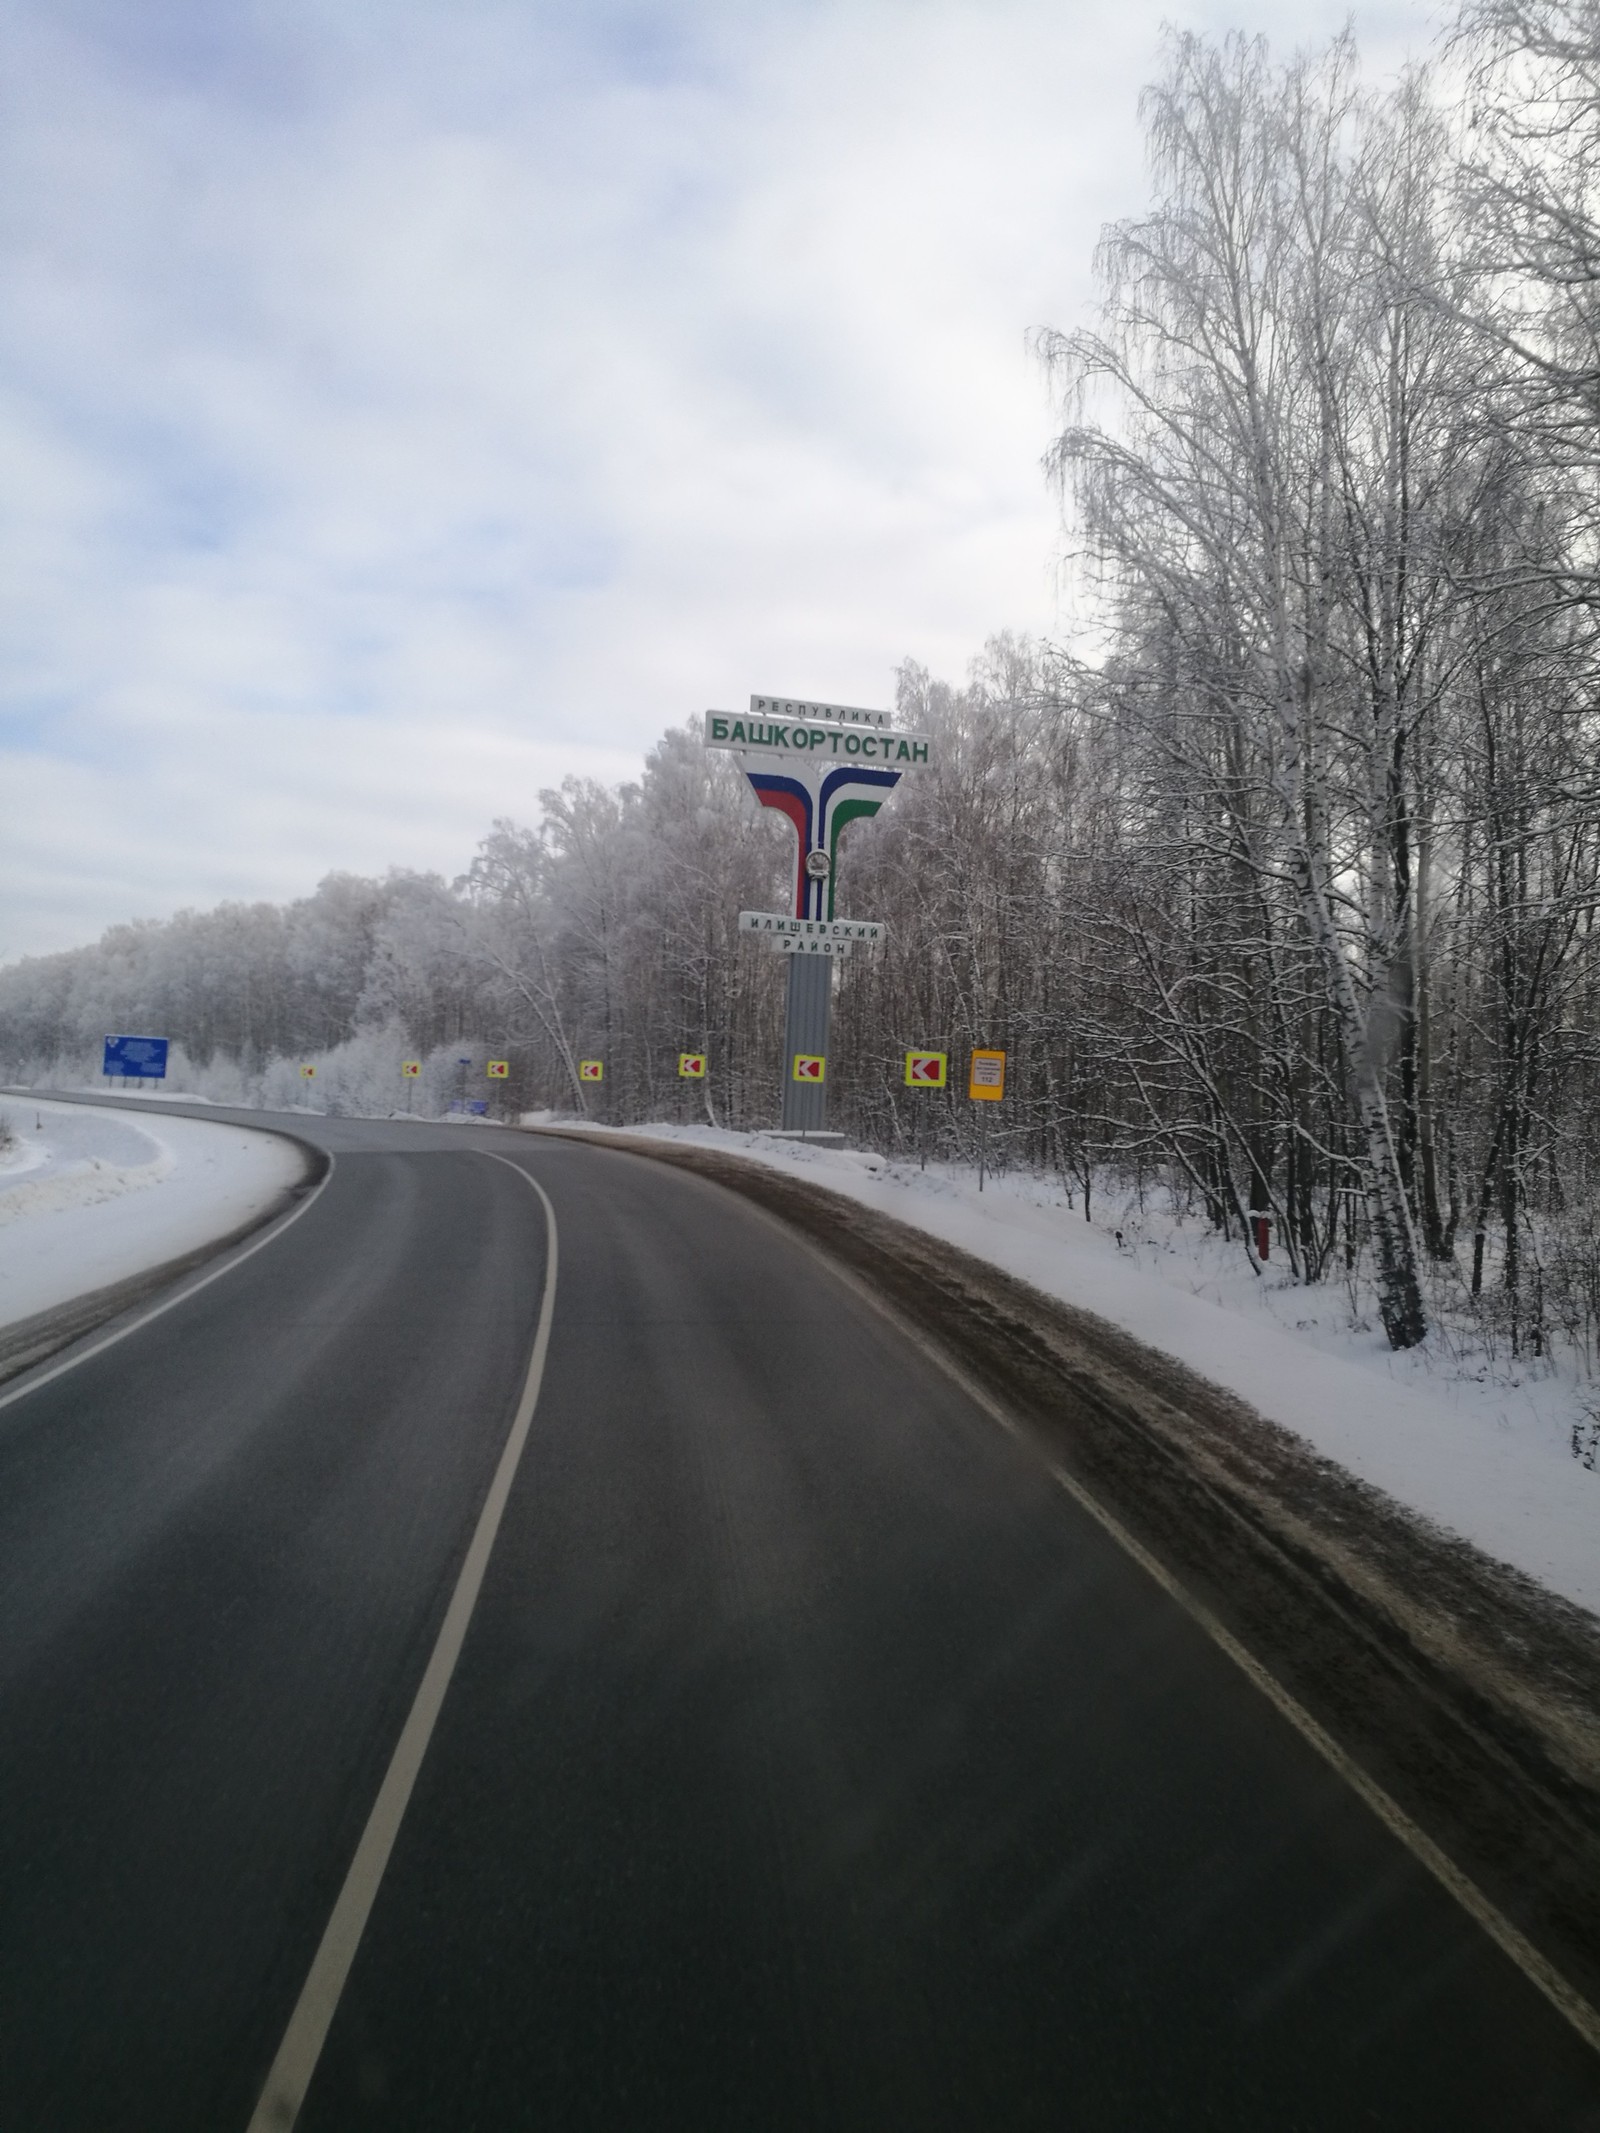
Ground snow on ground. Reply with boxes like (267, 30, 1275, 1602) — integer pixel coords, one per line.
(0, 1098, 309, 1329)
(61, 1085, 216, 1103)
(532, 1117, 1600, 1619)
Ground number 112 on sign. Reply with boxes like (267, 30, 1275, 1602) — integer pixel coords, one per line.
(968, 1049, 1005, 1101)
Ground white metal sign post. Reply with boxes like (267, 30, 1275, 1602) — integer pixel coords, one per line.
(710, 695, 932, 1132)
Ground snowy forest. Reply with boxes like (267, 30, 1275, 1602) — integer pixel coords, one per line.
(6, 2, 1600, 1365)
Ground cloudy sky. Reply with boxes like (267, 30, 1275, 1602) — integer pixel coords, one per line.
(1, 0, 1439, 960)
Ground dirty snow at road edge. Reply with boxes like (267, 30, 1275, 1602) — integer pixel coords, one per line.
(535, 1118, 1600, 1620)
(0, 1099, 308, 1328)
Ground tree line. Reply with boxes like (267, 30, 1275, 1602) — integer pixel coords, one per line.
(4, 2, 1600, 1367)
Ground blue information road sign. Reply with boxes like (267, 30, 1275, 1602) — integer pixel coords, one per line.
(103, 1035, 169, 1079)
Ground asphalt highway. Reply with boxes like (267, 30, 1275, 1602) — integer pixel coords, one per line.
(0, 1109, 1596, 2130)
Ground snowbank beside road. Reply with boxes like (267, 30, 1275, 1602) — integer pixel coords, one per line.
(0, 1099, 309, 1329)
(534, 1119, 1600, 1619)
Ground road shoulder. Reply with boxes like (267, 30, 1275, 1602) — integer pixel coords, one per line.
(531, 1124, 1600, 2030)
(0, 1121, 325, 1391)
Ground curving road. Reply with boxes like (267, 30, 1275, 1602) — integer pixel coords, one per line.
(0, 1108, 1595, 2130)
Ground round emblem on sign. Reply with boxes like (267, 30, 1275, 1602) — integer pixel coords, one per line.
(805, 849, 831, 878)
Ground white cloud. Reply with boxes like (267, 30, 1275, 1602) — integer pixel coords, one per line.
(0, 0, 1439, 955)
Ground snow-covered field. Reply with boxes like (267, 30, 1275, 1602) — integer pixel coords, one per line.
(533, 1118, 1600, 1619)
(0, 1098, 309, 1329)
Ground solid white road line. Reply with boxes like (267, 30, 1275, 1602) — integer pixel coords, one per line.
(0, 1150, 335, 1417)
(246, 1155, 559, 2132)
(726, 1180, 1600, 2062)
(1023, 1445, 1600, 2059)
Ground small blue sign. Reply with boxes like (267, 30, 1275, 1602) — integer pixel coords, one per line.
(450, 1098, 490, 1116)
(103, 1035, 169, 1079)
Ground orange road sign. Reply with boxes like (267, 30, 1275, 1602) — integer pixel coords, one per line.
(401, 1061, 421, 1078)
(487, 1060, 510, 1079)
(299, 1065, 316, 1079)
(968, 1048, 1006, 1101)
(678, 1053, 707, 1078)
(578, 1059, 604, 1082)
(792, 1054, 825, 1083)
(904, 1050, 947, 1087)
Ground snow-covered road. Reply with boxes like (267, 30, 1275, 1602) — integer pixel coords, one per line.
(0, 1098, 310, 1329)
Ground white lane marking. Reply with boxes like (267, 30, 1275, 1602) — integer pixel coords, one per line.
(722, 1184, 1600, 2060)
(0, 1151, 334, 1418)
(247, 1155, 559, 2131)
(1029, 1455, 1600, 2057)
